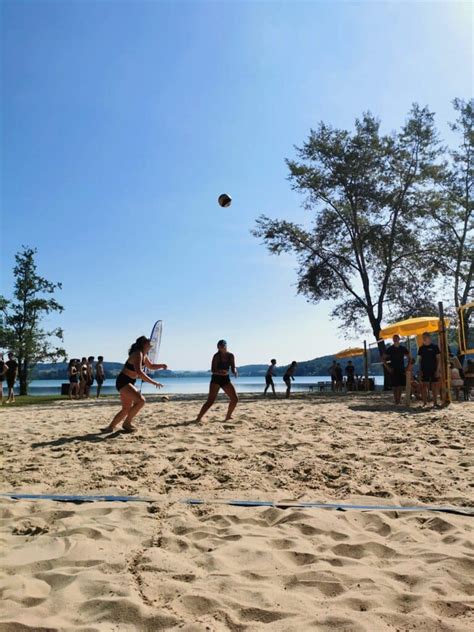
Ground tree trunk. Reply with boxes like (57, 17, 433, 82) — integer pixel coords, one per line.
(19, 360, 28, 396)
(370, 320, 391, 391)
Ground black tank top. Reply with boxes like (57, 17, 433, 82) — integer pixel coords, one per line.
(215, 352, 231, 371)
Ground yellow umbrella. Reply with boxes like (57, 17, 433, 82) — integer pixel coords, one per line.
(379, 316, 449, 340)
(335, 347, 365, 359)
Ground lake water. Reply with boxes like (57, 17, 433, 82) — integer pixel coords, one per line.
(12, 375, 384, 396)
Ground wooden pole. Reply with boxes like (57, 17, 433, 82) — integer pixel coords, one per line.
(404, 336, 412, 408)
(438, 301, 451, 407)
(363, 340, 369, 391)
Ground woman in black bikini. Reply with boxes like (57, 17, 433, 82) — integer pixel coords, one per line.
(103, 336, 167, 433)
(196, 340, 238, 422)
(68, 359, 79, 399)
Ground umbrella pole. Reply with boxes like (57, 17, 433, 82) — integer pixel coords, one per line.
(438, 301, 451, 407)
(404, 336, 412, 408)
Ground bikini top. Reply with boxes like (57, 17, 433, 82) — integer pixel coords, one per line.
(125, 356, 146, 373)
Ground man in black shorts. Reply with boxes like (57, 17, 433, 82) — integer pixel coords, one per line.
(345, 361, 355, 391)
(283, 361, 297, 398)
(96, 356, 105, 398)
(5, 352, 18, 404)
(264, 359, 277, 397)
(335, 363, 343, 392)
(418, 332, 441, 407)
(383, 335, 410, 405)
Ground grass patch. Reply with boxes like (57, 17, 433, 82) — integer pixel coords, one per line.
(0, 394, 67, 408)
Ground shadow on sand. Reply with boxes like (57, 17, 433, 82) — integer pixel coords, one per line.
(31, 430, 122, 449)
(154, 419, 200, 430)
(349, 403, 436, 415)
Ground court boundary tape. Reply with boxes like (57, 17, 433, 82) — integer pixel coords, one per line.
(0, 492, 472, 516)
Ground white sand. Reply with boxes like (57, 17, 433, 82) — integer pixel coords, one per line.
(1, 393, 473, 631)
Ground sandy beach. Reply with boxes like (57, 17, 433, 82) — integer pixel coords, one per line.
(1, 393, 473, 631)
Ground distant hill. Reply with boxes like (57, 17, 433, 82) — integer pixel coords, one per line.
(32, 354, 382, 380)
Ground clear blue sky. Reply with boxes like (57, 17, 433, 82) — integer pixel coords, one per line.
(1, 1, 472, 369)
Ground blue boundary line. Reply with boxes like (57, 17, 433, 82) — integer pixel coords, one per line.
(0, 492, 472, 516)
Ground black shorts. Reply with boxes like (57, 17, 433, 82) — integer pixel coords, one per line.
(211, 374, 231, 388)
(6, 376, 15, 389)
(265, 375, 274, 386)
(96, 378, 104, 386)
(391, 370, 406, 388)
(421, 370, 439, 384)
(69, 376, 78, 384)
(116, 373, 137, 391)
(284, 377, 291, 388)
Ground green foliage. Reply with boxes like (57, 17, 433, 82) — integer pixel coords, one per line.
(428, 98, 473, 309)
(253, 105, 448, 340)
(0, 247, 66, 395)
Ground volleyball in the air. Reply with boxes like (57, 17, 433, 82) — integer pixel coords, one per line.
(218, 193, 232, 208)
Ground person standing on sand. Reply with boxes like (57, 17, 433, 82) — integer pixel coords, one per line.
(78, 357, 88, 398)
(103, 336, 167, 433)
(418, 332, 441, 408)
(0, 353, 6, 404)
(196, 340, 238, 422)
(68, 359, 79, 399)
(345, 361, 355, 391)
(335, 363, 343, 392)
(283, 361, 297, 398)
(463, 360, 474, 401)
(264, 359, 277, 397)
(5, 352, 18, 404)
(96, 356, 105, 398)
(84, 356, 95, 398)
(383, 334, 410, 405)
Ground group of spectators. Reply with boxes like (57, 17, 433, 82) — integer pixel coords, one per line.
(329, 360, 358, 392)
(383, 332, 473, 407)
(0, 352, 18, 404)
(68, 356, 106, 399)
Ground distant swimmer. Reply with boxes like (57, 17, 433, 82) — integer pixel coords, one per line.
(264, 359, 277, 396)
(283, 361, 297, 398)
(103, 336, 167, 433)
(196, 340, 238, 422)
